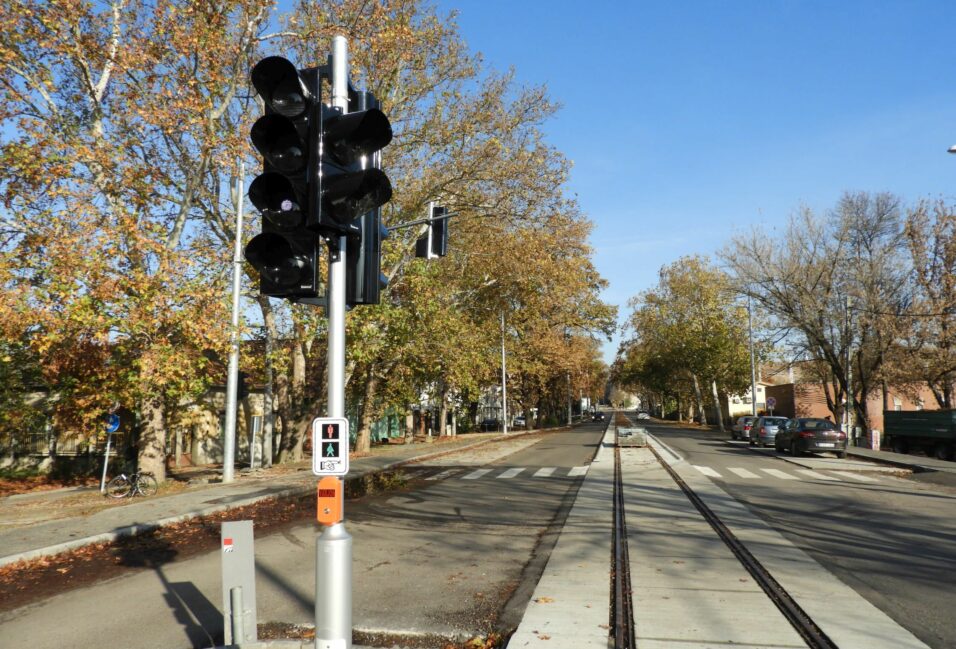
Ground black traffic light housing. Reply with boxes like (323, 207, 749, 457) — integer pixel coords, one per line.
(318, 92, 393, 231)
(245, 56, 321, 301)
(415, 204, 449, 259)
(342, 90, 392, 306)
(246, 54, 394, 307)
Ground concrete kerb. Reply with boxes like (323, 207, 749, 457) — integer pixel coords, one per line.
(844, 448, 935, 473)
(0, 427, 551, 569)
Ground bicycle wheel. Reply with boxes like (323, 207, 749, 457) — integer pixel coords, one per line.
(135, 473, 158, 497)
(106, 475, 132, 499)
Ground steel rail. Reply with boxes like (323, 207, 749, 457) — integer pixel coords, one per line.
(611, 419, 636, 648)
(645, 438, 838, 649)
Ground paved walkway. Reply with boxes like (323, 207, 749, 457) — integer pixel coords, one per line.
(0, 432, 517, 568)
(847, 445, 956, 474)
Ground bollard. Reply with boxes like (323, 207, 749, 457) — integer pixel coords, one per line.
(315, 522, 352, 649)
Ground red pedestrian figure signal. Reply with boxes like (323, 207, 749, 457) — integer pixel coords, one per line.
(312, 417, 349, 476)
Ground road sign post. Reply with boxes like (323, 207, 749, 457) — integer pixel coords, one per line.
(99, 414, 121, 494)
(766, 396, 776, 415)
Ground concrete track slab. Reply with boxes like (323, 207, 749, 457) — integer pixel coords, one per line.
(622, 446, 807, 649)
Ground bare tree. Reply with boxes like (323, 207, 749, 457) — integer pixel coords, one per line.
(722, 191, 906, 432)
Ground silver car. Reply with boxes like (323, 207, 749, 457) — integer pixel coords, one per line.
(732, 415, 757, 441)
(750, 416, 789, 447)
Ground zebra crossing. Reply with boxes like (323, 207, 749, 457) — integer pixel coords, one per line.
(691, 465, 881, 483)
(402, 465, 590, 482)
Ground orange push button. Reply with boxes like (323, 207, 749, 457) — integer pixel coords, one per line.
(316, 476, 343, 526)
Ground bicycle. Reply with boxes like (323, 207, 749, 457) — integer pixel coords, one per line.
(105, 471, 159, 499)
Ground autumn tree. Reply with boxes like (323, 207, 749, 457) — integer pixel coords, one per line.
(616, 256, 753, 425)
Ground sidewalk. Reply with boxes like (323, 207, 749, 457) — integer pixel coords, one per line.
(0, 431, 520, 568)
(846, 445, 956, 474)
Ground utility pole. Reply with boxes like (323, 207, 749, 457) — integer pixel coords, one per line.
(845, 295, 854, 444)
(222, 159, 245, 484)
(748, 295, 757, 417)
(501, 311, 508, 434)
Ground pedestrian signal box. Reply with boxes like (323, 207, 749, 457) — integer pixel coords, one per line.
(316, 476, 343, 526)
(312, 417, 349, 476)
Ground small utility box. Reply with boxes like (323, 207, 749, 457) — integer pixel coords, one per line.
(617, 427, 648, 447)
(221, 520, 258, 645)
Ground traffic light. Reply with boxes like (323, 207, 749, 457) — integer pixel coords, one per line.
(244, 56, 321, 300)
(318, 88, 393, 231)
(345, 91, 390, 306)
(415, 204, 449, 259)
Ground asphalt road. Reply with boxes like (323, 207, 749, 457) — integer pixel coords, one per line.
(642, 420, 956, 649)
(0, 423, 606, 649)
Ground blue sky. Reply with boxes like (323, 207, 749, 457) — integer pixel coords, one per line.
(436, 0, 956, 362)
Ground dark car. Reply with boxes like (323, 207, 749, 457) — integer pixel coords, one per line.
(592, 412, 605, 422)
(775, 418, 847, 458)
(732, 415, 757, 441)
(750, 416, 789, 447)
(479, 418, 500, 432)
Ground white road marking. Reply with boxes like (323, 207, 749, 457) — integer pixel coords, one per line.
(761, 468, 799, 480)
(568, 465, 589, 477)
(727, 467, 760, 479)
(694, 465, 722, 478)
(425, 469, 462, 481)
(497, 468, 525, 479)
(830, 470, 878, 483)
(796, 469, 841, 482)
(533, 467, 556, 477)
(462, 468, 493, 480)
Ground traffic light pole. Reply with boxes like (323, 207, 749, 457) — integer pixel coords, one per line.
(315, 34, 353, 649)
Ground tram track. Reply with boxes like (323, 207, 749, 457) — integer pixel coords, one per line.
(614, 412, 839, 649)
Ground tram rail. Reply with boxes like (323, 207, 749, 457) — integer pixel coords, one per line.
(613, 413, 838, 649)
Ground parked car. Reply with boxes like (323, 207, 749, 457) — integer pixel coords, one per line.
(731, 415, 757, 441)
(479, 418, 500, 432)
(513, 416, 527, 428)
(592, 412, 606, 422)
(636, 411, 651, 420)
(775, 418, 847, 458)
(750, 416, 789, 447)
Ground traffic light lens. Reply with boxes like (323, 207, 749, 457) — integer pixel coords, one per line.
(323, 168, 393, 223)
(249, 172, 304, 229)
(270, 78, 306, 118)
(251, 115, 307, 174)
(323, 109, 393, 166)
(245, 233, 309, 286)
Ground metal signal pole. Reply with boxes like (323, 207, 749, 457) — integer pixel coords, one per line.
(315, 35, 353, 649)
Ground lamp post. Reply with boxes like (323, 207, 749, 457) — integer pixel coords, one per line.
(747, 296, 757, 417)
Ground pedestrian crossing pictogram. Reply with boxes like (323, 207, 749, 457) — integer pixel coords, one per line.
(312, 417, 349, 476)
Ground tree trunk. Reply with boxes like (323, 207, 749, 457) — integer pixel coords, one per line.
(438, 382, 449, 436)
(138, 395, 166, 482)
(691, 373, 707, 425)
(711, 379, 724, 431)
(355, 368, 379, 454)
(258, 295, 276, 467)
(277, 323, 308, 463)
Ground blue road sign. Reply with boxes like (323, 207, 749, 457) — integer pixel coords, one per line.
(106, 413, 121, 433)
